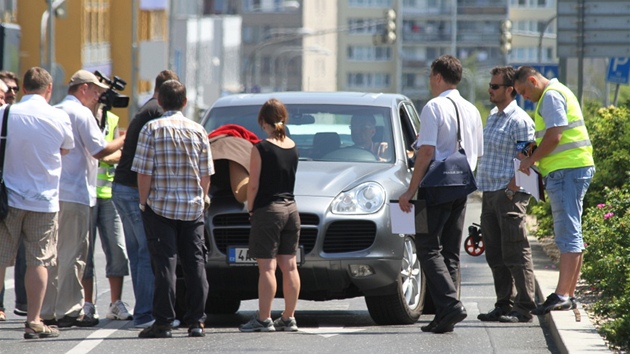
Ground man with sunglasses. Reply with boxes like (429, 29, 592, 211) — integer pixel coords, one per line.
(476, 66, 536, 324)
(0, 71, 20, 104)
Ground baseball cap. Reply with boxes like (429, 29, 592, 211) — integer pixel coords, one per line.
(68, 70, 108, 89)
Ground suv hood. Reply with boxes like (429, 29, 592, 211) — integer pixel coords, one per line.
(294, 162, 392, 198)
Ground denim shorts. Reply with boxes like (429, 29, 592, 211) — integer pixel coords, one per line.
(544, 166, 595, 253)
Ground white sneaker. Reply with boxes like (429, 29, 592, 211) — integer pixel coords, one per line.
(106, 300, 133, 320)
(83, 302, 99, 320)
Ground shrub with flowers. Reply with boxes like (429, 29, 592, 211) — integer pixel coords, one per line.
(530, 103, 630, 349)
(581, 186, 630, 348)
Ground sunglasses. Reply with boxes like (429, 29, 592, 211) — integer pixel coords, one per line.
(7, 86, 19, 92)
(488, 83, 510, 90)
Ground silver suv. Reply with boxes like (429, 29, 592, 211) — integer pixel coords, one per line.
(197, 92, 427, 325)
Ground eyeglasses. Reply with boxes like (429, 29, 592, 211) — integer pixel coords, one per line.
(7, 86, 19, 93)
(488, 83, 510, 90)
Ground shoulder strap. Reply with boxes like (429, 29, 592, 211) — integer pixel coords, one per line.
(0, 105, 11, 175)
(445, 97, 462, 148)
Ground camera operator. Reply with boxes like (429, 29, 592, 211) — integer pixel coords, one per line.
(81, 79, 132, 323)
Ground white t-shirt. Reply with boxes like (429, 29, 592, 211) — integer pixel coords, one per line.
(55, 95, 108, 206)
(417, 89, 484, 170)
(3, 94, 74, 212)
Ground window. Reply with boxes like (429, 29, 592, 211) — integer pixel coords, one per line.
(347, 46, 392, 61)
(347, 73, 391, 88)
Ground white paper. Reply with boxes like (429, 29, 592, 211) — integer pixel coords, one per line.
(389, 202, 415, 234)
(513, 158, 541, 201)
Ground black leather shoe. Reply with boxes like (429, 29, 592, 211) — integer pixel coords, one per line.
(420, 320, 437, 332)
(477, 307, 508, 322)
(139, 324, 172, 339)
(432, 305, 467, 333)
(57, 315, 78, 328)
(498, 311, 533, 323)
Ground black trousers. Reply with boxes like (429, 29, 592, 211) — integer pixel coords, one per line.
(142, 205, 208, 326)
(416, 196, 467, 320)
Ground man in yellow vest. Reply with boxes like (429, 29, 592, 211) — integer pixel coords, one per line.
(514, 66, 595, 315)
(81, 107, 132, 322)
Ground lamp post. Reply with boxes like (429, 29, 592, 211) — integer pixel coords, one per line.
(245, 28, 313, 92)
(538, 15, 557, 64)
(269, 46, 331, 91)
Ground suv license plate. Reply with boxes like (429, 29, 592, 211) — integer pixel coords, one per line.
(227, 246, 304, 266)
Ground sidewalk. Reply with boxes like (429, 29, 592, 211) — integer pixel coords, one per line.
(529, 235, 611, 354)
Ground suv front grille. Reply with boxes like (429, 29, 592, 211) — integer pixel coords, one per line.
(212, 213, 319, 255)
(322, 221, 377, 253)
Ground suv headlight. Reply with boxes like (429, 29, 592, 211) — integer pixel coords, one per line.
(331, 182, 385, 214)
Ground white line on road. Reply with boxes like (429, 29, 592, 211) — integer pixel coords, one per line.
(298, 327, 365, 338)
(65, 320, 129, 354)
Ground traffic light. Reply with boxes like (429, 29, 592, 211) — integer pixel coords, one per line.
(500, 19, 512, 55)
(384, 9, 397, 44)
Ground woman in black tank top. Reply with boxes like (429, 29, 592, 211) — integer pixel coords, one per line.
(239, 99, 301, 333)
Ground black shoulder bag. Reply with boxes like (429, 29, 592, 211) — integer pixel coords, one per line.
(419, 97, 477, 205)
(0, 105, 11, 220)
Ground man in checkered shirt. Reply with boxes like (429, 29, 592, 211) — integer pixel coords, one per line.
(476, 66, 536, 324)
(132, 80, 213, 339)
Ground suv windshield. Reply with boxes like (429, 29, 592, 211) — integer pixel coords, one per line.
(205, 104, 393, 163)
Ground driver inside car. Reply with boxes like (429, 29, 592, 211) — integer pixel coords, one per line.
(349, 114, 389, 161)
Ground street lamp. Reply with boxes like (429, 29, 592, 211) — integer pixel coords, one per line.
(269, 45, 331, 91)
(538, 15, 557, 63)
(245, 28, 313, 92)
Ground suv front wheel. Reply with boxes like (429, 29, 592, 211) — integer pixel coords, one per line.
(365, 236, 424, 325)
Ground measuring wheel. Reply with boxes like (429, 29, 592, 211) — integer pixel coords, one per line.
(465, 223, 485, 256)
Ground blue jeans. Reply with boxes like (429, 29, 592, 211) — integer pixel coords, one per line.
(545, 166, 595, 254)
(85, 198, 130, 279)
(112, 183, 155, 326)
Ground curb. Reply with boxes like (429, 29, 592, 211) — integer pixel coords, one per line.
(529, 236, 611, 353)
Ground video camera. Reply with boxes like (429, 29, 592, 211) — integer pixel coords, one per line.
(94, 71, 130, 131)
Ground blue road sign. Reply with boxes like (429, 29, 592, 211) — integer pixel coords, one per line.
(607, 58, 630, 85)
(513, 64, 560, 111)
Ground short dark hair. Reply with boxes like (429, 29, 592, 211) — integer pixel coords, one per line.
(514, 66, 540, 83)
(0, 70, 19, 85)
(158, 80, 186, 111)
(258, 98, 288, 141)
(155, 70, 179, 93)
(23, 67, 52, 93)
(431, 55, 462, 85)
(491, 66, 517, 98)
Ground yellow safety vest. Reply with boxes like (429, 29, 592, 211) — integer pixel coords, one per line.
(96, 112, 119, 199)
(533, 81, 594, 176)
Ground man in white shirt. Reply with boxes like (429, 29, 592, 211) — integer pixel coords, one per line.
(0, 67, 74, 339)
(399, 55, 483, 334)
(41, 70, 125, 328)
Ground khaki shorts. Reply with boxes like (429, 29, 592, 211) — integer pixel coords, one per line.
(249, 200, 300, 259)
(0, 207, 58, 267)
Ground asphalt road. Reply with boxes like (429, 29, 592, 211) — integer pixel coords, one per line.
(0, 197, 559, 353)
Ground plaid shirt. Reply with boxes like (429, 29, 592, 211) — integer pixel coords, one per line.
(477, 100, 535, 192)
(132, 111, 213, 220)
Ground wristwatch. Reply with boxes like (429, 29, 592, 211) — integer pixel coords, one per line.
(139, 203, 146, 212)
(504, 188, 515, 200)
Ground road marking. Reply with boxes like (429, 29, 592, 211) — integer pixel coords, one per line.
(299, 327, 365, 338)
(4, 278, 14, 290)
(65, 320, 128, 354)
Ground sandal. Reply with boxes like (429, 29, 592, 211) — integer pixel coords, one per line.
(24, 321, 60, 339)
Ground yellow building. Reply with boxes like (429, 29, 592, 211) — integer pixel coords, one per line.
(17, 0, 167, 127)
